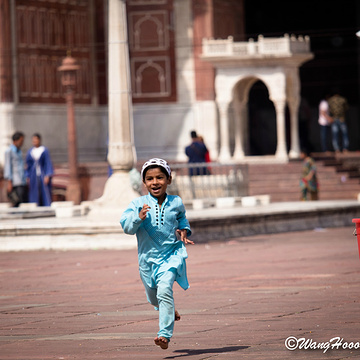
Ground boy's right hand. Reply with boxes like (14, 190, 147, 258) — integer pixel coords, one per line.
(139, 204, 150, 220)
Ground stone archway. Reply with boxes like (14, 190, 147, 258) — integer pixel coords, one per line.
(215, 68, 290, 162)
(201, 35, 313, 163)
(247, 80, 277, 155)
(231, 78, 278, 157)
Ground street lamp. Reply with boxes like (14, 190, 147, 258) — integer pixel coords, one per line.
(58, 53, 81, 205)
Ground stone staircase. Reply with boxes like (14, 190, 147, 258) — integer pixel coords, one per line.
(247, 153, 360, 202)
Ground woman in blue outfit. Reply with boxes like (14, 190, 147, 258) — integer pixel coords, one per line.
(26, 133, 54, 206)
(120, 158, 194, 350)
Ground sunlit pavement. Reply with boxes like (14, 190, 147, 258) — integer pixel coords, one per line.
(1, 200, 360, 249)
(1, 226, 359, 359)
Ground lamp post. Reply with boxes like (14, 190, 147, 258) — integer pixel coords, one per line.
(58, 54, 81, 205)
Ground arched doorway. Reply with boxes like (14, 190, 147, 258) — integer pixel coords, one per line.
(231, 76, 279, 158)
(247, 80, 276, 155)
(221, 71, 299, 162)
(202, 35, 313, 162)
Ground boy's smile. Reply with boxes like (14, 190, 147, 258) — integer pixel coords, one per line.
(144, 168, 172, 204)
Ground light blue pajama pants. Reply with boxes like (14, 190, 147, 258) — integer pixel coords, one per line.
(141, 269, 177, 341)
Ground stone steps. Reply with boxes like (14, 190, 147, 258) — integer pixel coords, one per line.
(248, 154, 360, 202)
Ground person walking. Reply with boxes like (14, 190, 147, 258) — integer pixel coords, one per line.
(120, 158, 194, 350)
(4, 131, 27, 207)
(25, 133, 54, 206)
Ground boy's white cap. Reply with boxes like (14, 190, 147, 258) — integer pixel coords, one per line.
(141, 158, 171, 180)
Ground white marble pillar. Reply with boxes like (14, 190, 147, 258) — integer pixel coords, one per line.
(232, 100, 246, 160)
(287, 69, 301, 159)
(273, 98, 288, 160)
(288, 98, 300, 159)
(0, 0, 15, 167)
(0, 103, 14, 167)
(107, 0, 136, 172)
(91, 0, 139, 213)
(217, 101, 232, 162)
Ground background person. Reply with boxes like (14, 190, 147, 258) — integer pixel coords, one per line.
(300, 149, 319, 201)
(318, 94, 333, 153)
(185, 130, 210, 175)
(26, 133, 54, 206)
(328, 90, 349, 153)
(4, 131, 27, 207)
(198, 135, 211, 163)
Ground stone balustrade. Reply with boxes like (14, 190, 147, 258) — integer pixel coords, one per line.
(202, 34, 311, 58)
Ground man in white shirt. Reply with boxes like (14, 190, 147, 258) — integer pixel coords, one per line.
(318, 96, 333, 153)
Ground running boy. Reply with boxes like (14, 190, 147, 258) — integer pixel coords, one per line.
(120, 158, 194, 350)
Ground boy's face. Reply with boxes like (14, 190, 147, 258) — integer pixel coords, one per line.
(143, 167, 171, 200)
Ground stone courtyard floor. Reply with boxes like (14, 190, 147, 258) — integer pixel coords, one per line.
(1, 226, 360, 359)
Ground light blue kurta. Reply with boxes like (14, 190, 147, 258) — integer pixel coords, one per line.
(120, 193, 192, 291)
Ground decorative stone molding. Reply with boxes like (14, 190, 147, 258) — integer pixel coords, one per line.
(202, 34, 311, 58)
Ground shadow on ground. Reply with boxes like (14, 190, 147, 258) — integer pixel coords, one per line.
(164, 345, 250, 358)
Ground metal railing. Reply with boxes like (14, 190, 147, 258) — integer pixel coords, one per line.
(167, 163, 248, 201)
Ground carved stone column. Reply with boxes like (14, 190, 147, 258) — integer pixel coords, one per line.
(288, 98, 300, 158)
(232, 99, 246, 160)
(91, 0, 139, 214)
(286, 69, 301, 159)
(107, 0, 135, 172)
(273, 98, 288, 160)
(217, 101, 232, 162)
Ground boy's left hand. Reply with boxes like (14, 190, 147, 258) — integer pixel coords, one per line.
(176, 229, 194, 245)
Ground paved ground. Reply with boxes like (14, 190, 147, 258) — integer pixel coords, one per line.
(1, 226, 360, 359)
(1, 200, 360, 250)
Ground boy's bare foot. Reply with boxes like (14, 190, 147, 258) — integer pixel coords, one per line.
(154, 336, 168, 349)
(175, 310, 181, 321)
